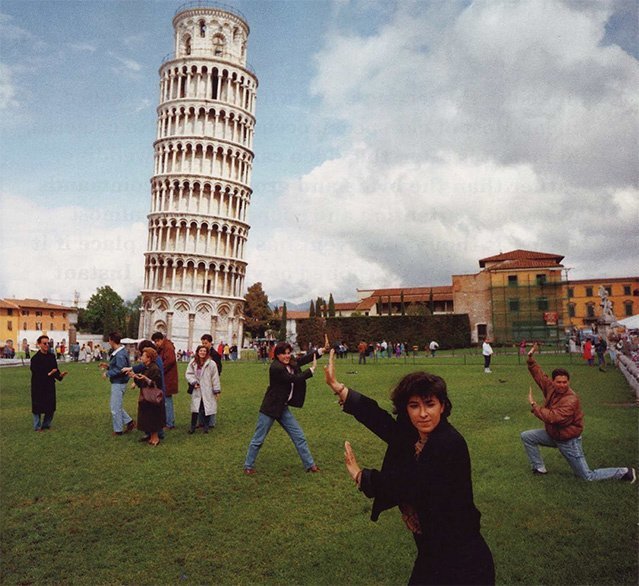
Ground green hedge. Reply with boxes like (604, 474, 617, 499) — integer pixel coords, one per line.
(296, 314, 471, 350)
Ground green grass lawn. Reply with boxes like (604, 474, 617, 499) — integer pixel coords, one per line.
(1, 354, 637, 585)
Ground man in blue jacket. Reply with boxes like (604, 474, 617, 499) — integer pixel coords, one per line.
(100, 332, 135, 436)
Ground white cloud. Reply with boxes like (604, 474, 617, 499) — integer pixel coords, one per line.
(248, 0, 639, 302)
(109, 52, 143, 75)
(0, 194, 147, 304)
(68, 42, 97, 53)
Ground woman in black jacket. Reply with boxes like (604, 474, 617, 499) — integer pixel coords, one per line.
(243, 341, 327, 474)
(324, 350, 494, 585)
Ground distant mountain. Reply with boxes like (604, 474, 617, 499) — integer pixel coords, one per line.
(269, 299, 311, 312)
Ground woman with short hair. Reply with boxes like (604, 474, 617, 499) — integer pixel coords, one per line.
(324, 350, 494, 585)
(131, 347, 165, 446)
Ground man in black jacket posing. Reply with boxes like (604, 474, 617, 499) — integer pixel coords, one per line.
(243, 341, 327, 475)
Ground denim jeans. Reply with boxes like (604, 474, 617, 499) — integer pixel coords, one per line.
(33, 412, 54, 430)
(521, 429, 628, 481)
(244, 408, 315, 470)
(110, 382, 133, 433)
(164, 395, 175, 427)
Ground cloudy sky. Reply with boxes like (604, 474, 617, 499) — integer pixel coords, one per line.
(0, 0, 637, 307)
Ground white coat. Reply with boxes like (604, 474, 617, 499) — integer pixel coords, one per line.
(185, 358, 221, 416)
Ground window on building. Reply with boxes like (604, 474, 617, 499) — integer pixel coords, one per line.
(213, 34, 225, 56)
(35, 311, 42, 317)
(585, 287, 593, 297)
(63, 323, 66, 330)
(23, 322, 27, 329)
(567, 287, 574, 298)
(536, 274, 547, 286)
(625, 301, 634, 316)
(509, 299, 520, 312)
(508, 275, 518, 287)
(7, 320, 12, 331)
(50, 312, 54, 318)
(50, 323, 54, 330)
(7, 308, 13, 315)
(537, 297, 549, 311)
(199, 20, 206, 37)
(624, 285, 631, 295)
(586, 304, 595, 318)
(35, 322, 42, 330)
(568, 304, 576, 318)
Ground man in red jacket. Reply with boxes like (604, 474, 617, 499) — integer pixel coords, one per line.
(521, 342, 635, 482)
(151, 332, 179, 429)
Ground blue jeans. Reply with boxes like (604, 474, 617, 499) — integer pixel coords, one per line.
(521, 429, 628, 481)
(244, 409, 315, 470)
(33, 412, 53, 430)
(110, 382, 133, 433)
(164, 395, 175, 427)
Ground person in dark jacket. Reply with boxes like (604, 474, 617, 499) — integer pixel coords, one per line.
(99, 332, 135, 436)
(243, 340, 328, 475)
(30, 335, 68, 431)
(324, 349, 494, 585)
(131, 347, 165, 447)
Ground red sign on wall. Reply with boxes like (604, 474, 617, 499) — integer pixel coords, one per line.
(544, 312, 558, 325)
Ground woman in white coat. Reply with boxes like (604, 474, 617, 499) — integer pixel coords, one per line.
(186, 345, 221, 434)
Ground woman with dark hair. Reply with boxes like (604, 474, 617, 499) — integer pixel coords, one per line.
(185, 345, 221, 434)
(324, 350, 494, 585)
(131, 347, 165, 446)
(243, 340, 328, 475)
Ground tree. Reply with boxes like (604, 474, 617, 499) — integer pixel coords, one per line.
(315, 296, 326, 318)
(309, 300, 316, 318)
(400, 291, 406, 316)
(429, 288, 435, 314)
(388, 295, 392, 316)
(243, 282, 273, 338)
(124, 295, 141, 338)
(81, 286, 128, 339)
(328, 293, 336, 317)
(278, 302, 288, 341)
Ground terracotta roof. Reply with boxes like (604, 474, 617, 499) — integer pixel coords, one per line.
(486, 259, 565, 271)
(287, 310, 309, 319)
(366, 286, 453, 302)
(568, 277, 639, 285)
(479, 249, 564, 267)
(0, 299, 20, 310)
(5, 298, 77, 311)
(357, 297, 378, 310)
(334, 302, 359, 311)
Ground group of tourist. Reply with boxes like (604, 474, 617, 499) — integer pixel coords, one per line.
(28, 330, 636, 585)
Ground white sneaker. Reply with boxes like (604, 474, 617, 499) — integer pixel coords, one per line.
(484, 368, 492, 373)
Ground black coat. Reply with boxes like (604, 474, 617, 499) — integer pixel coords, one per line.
(259, 350, 319, 419)
(344, 389, 494, 585)
(208, 347, 223, 377)
(30, 351, 63, 414)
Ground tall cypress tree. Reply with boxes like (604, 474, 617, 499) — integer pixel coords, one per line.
(328, 293, 336, 317)
(309, 300, 316, 318)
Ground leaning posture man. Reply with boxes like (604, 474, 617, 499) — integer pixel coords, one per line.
(30, 335, 68, 431)
(100, 332, 135, 436)
(521, 342, 635, 482)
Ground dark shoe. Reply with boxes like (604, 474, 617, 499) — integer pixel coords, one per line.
(112, 431, 123, 436)
(243, 468, 257, 475)
(622, 467, 636, 483)
(203, 427, 209, 434)
(163, 425, 175, 430)
(306, 465, 320, 473)
(188, 427, 195, 435)
(125, 421, 136, 433)
(532, 468, 548, 475)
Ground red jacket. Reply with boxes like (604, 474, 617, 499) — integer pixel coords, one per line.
(158, 339, 179, 396)
(527, 357, 583, 441)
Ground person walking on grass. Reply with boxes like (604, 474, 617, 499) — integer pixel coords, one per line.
(185, 345, 221, 434)
(99, 332, 135, 437)
(30, 335, 68, 431)
(243, 337, 329, 475)
(323, 349, 495, 585)
(521, 342, 636, 482)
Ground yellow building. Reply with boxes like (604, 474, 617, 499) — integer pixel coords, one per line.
(0, 298, 78, 350)
(565, 277, 639, 329)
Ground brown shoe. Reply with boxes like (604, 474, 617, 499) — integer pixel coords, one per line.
(243, 468, 257, 475)
(307, 465, 320, 473)
(125, 421, 136, 433)
(112, 431, 123, 436)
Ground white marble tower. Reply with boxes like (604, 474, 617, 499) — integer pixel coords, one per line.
(139, 2, 257, 351)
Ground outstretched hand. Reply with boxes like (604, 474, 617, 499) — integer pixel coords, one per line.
(323, 349, 341, 392)
(344, 441, 362, 483)
(527, 342, 539, 357)
(323, 334, 330, 352)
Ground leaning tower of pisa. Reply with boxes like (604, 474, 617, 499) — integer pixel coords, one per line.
(139, 2, 257, 352)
